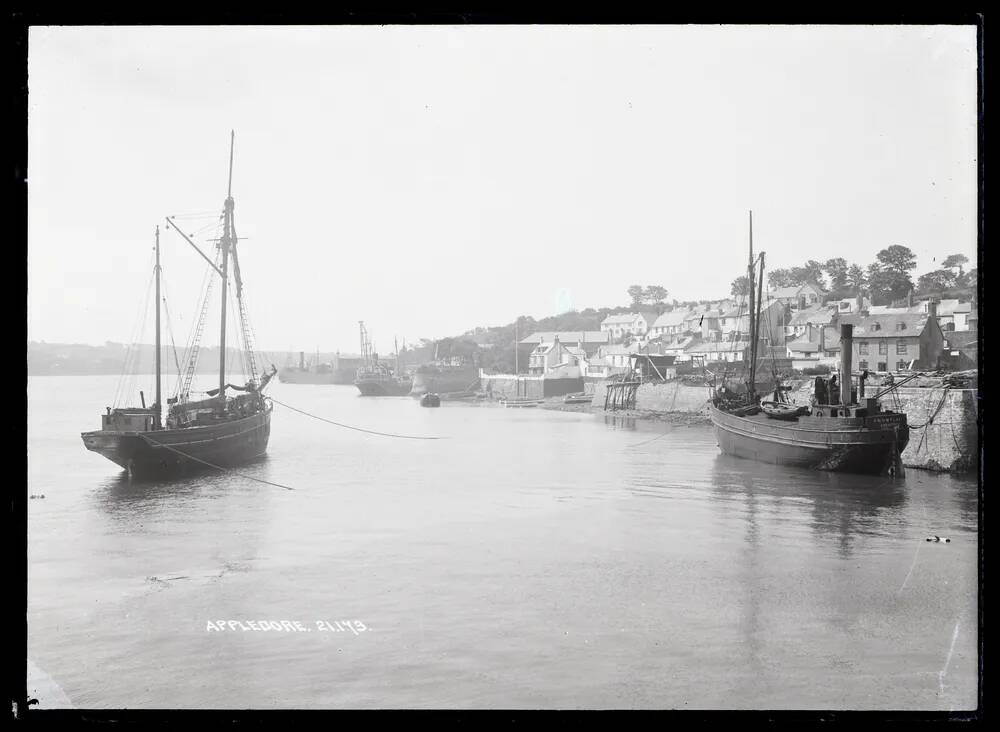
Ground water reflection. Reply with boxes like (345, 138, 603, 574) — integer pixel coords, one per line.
(710, 455, 907, 558)
(602, 414, 638, 431)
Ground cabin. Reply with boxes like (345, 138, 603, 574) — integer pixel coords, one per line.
(627, 353, 677, 382)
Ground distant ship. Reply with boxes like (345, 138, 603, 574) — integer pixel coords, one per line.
(409, 362, 480, 397)
(354, 322, 412, 396)
(81, 132, 278, 479)
(279, 351, 361, 385)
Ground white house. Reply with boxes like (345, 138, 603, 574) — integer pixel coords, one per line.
(785, 305, 836, 340)
(600, 311, 658, 340)
(766, 282, 825, 309)
(527, 337, 588, 376)
(649, 309, 690, 339)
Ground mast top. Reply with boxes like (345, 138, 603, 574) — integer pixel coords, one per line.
(227, 130, 235, 200)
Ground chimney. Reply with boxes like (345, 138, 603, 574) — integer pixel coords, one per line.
(819, 325, 825, 353)
(856, 292, 863, 312)
(907, 289, 913, 308)
(928, 300, 938, 319)
(299, 351, 305, 369)
(807, 322, 814, 342)
(839, 323, 854, 405)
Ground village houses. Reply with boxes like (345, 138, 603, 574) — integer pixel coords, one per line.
(599, 311, 658, 341)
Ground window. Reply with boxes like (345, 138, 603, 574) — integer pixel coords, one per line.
(873, 323, 882, 331)
(896, 322, 906, 331)
(897, 361, 908, 371)
(879, 341, 888, 355)
(859, 341, 869, 355)
(896, 340, 908, 355)
(878, 361, 887, 372)
(859, 360, 869, 370)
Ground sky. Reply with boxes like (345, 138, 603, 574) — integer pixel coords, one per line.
(27, 25, 978, 355)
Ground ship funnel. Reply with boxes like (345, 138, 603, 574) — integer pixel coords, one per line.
(839, 323, 853, 405)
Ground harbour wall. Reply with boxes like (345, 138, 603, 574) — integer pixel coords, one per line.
(481, 374, 584, 399)
(589, 379, 978, 473)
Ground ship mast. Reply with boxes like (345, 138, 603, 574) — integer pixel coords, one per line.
(154, 225, 162, 428)
(218, 131, 235, 408)
(746, 210, 756, 397)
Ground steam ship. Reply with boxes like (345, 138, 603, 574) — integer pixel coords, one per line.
(708, 212, 909, 475)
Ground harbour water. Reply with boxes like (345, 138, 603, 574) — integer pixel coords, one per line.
(28, 375, 979, 710)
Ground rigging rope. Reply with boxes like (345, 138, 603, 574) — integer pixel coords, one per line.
(160, 276, 183, 380)
(138, 434, 294, 490)
(113, 255, 156, 407)
(270, 397, 445, 440)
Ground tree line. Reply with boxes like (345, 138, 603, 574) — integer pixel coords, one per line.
(726, 246, 974, 305)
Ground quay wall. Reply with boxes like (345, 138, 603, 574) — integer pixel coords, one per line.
(480, 374, 585, 399)
(590, 379, 978, 473)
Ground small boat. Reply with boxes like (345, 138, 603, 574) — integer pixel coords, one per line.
(563, 392, 592, 405)
(420, 393, 441, 408)
(759, 400, 810, 420)
(500, 397, 544, 408)
(439, 389, 478, 401)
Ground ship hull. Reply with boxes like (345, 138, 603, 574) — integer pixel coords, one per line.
(278, 368, 354, 385)
(81, 406, 272, 478)
(709, 404, 908, 475)
(355, 379, 413, 397)
(409, 367, 480, 397)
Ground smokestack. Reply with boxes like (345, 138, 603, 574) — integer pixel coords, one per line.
(839, 323, 853, 405)
(299, 351, 304, 369)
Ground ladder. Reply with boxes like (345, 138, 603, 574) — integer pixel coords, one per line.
(180, 273, 216, 400)
(236, 291, 259, 386)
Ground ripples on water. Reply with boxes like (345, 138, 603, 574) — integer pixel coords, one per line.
(28, 376, 978, 709)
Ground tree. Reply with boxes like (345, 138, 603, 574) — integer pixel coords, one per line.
(824, 258, 849, 290)
(867, 265, 914, 305)
(644, 285, 669, 305)
(768, 269, 793, 289)
(916, 269, 957, 294)
(876, 245, 917, 274)
(627, 285, 644, 308)
(730, 276, 750, 297)
(789, 260, 826, 289)
(942, 254, 969, 278)
(846, 264, 866, 290)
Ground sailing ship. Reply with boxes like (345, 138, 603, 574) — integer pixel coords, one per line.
(354, 322, 412, 396)
(81, 133, 277, 479)
(708, 212, 909, 475)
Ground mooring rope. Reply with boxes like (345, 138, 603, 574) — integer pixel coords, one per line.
(269, 397, 444, 440)
(139, 434, 295, 491)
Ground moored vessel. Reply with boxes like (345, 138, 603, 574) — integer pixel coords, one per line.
(81, 132, 278, 479)
(354, 322, 412, 396)
(708, 212, 909, 476)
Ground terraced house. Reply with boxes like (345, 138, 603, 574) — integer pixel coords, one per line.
(848, 308, 945, 372)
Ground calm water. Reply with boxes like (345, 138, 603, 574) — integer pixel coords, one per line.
(27, 375, 979, 710)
